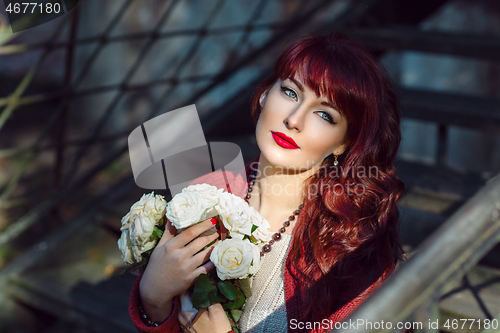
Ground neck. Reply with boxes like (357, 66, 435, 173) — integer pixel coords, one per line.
(250, 154, 316, 217)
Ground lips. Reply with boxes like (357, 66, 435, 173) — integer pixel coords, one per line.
(271, 132, 299, 149)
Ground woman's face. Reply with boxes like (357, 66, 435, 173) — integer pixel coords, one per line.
(255, 76, 348, 173)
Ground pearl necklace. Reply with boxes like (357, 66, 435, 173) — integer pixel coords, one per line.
(245, 167, 304, 257)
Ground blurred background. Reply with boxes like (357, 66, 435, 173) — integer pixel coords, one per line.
(0, 0, 499, 332)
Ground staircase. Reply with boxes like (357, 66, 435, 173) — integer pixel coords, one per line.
(0, 1, 499, 332)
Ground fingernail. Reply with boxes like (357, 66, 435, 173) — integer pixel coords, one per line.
(211, 217, 218, 225)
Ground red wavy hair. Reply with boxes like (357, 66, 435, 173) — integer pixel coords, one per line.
(250, 33, 405, 321)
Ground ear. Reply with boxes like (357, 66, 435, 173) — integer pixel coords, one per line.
(333, 144, 347, 156)
(259, 91, 268, 109)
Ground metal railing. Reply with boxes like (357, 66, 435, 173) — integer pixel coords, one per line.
(334, 173, 500, 332)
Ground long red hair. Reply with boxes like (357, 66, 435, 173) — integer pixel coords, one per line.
(251, 33, 405, 321)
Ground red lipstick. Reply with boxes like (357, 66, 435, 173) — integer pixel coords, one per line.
(271, 132, 299, 149)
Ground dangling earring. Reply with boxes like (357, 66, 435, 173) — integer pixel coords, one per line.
(333, 154, 339, 166)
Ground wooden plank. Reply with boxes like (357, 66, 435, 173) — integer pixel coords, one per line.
(396, 159, 487, 199)
(399, 88, 500, 129)
(438, 265, 500, 333)
(342, 27, 500, 61)
(5, 221, 138, 333)
(8, 272, 137, 333)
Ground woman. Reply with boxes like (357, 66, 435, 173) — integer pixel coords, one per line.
(129, 33, 406, 332)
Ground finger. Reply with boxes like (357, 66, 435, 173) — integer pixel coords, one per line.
(207, 303, 225, 319)
(174, 218, 217, 247)
(207, 303, 232, 331)
(157, 218, 177, 246)
(194, 259, 215, 276)
(188, 307, 207, 330)
(208, 302, 224, 312)
(191, 239, 217, 266)
(185, 230, 219, 255)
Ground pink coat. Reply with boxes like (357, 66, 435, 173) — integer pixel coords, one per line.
(129, 159, 395, 332)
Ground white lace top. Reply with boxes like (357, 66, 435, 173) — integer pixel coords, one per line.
(238, 234, 293, 333)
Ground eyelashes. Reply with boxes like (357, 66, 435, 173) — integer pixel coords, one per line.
(281, 86, 297, 100)
(316, 111, 336, 124)
(280, 86, 336, 125)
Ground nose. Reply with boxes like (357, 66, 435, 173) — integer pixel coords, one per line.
(283, 107, 304, 132)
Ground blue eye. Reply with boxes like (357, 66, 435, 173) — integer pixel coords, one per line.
(280, 86, 297, 100)
(317, 111, 336, 124)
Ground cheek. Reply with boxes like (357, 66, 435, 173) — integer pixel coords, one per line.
(255, 113, 265, 139)
(303, 126, 344, 158)
(255, 113, 269, 151)
(255, 107, 279, 135)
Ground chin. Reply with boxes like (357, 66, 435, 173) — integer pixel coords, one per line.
(259, 146, 320, 174)
(257, 134, 292, 168)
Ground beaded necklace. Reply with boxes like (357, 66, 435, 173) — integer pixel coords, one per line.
(245, 167, 303, 257)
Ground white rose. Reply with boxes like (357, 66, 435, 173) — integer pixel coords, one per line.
(215, 192, 253, 238)
(166, 191, 210, 229)
(129, 212, 157, 246)
(143, 193, 167, 221)
(118, 230, 135, 264)
(210, 238, 261, 280)
(121, 192, 166, 230)
(131, 238, 156, 263)
(118, 229, 158, 265)
(241, 206, 271, 243)
(183, 184, 222, 207)
(130, 192, 154, 218)
(121, 211, 131, 230)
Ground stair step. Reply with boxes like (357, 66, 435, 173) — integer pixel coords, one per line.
(8, 272, 137, 333)
(343, 27, 500, 61)
(438, 265, 500, 333)
(5, 221, 137, 333)
(399, 88, 500, 130)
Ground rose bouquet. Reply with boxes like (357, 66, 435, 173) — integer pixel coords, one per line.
(118, 184, 271, 331)
(118, 192, 167, 266)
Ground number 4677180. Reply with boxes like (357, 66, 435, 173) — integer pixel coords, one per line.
(5, 2, 61, 14)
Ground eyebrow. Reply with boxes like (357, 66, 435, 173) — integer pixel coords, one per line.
(321, 101, 338, 111)
(287, 77, 342, 116)
(289, 77, 304, 92)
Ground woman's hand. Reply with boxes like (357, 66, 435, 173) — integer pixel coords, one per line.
(181, 303, 233, 333)
(139, 218, 219, 323)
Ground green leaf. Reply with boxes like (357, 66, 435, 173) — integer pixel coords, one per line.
(251, 224, 258, 233)
(192, 274, 217, 308)
(209, 292, 226, 304)
(192, 281, 216, 308)
(196, 273, 214, 284)
(153, 226, 164, 239)
(217, 281, 239, 300)
(235, 278, 252, 298)
(226, 288, 246, 310)
(230, 309, 243, 323)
